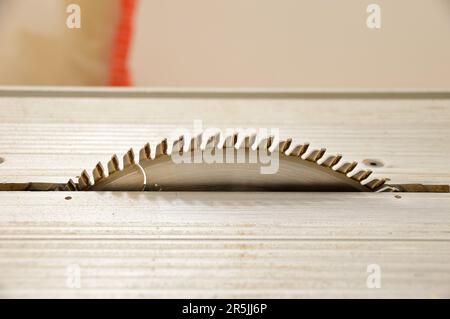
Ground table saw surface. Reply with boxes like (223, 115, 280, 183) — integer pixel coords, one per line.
(0, 88, 449, 298)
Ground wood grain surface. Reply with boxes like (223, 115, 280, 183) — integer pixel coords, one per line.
(0, 89, 449, 185)
(0, 192, 449, 298)
(0, 89, 449, 298)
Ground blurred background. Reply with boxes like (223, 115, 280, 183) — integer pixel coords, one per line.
(0, 0, 449, 88)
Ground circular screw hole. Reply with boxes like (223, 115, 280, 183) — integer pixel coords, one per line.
(395, 195, 402, 199)
(65, 196, 72, 201)
(0, 157, 4, 164)
(363, 159, 384, 168)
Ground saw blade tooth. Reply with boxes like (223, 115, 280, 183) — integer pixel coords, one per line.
(66, 179, 78, 191)
(258, 136, 274, 150)
(139, 143, 151, 162)
(289, 143, 310, 157)
(155, 139, 168, 158)
(93, 162, 106, 182)
(336, 161, 358, 174)
(306, 148, 326, 162)
(223, 133, 238, 148)
(205, 133, 220, 149)
(351, 170, 373, 182)
(278, 138, 292, 154)
(190, 134, 202, 151)
(243, 134, 257, 149)
(108, 154, 120, 175)
(365, 178, 388, 190)
(78, 170, 92, 190)
(171, 136, 185, 155)
(123, 148, 135, 168)
(321, 154, 342, 168)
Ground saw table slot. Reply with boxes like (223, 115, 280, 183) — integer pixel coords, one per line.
(0, 183, 448, 192)
(0, 183, 66, 192)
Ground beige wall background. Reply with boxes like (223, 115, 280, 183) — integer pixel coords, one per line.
(0, 0, 119, 86)
(0, 0, 449, 88)
(132, 0, 450, 88)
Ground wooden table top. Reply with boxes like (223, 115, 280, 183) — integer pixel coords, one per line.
(0, 88, 449, 298)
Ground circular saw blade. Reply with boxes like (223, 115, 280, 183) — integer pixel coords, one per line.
(66, 133, 388, 192)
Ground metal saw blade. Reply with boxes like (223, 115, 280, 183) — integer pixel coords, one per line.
(65, 133, 389, 192)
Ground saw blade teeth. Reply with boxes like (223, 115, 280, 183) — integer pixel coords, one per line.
(171, 136, 185, 155)
(365, 178, 388, 190)
(78, 170, 92, 190)
(93, 162, 106, 182)
(139, 143, 151, 162)
(69, 130, 392, 192)
(278, 138, 292, 154)
(336, 161, 358, 174)
(321, 155, 342, 168)
(243, 134, 256, 149)
(108, 154, 120, 175)
(123, 148, 135, 168)
(155, 139, 168, 158)
(351, 170, 373, 182)
(258, 136, 274, 150)
(224, 133, 238, 148)
(190, 134, 202, 151)
(306, 148, 326, 162)
(289, 143, 310, 157)
(206, 133, 220, 149)
(66, 179, 78, 191)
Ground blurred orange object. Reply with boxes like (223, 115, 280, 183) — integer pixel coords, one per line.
(110, 0, 137, 86)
